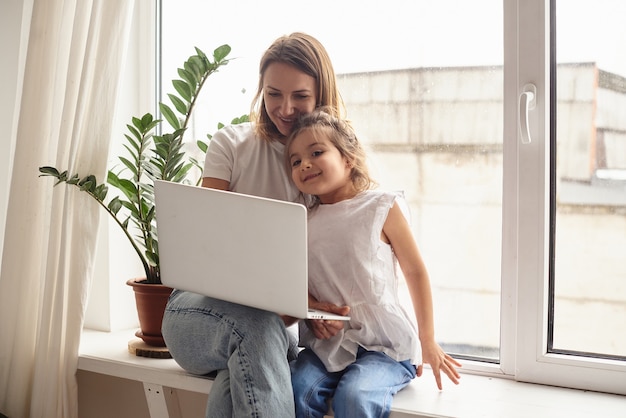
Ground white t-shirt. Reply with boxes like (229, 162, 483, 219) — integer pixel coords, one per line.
(300, 190, 420, 372)
(203, 122, 300, 201)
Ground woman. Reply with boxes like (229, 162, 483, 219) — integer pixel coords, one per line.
(161, 32, 348, 418)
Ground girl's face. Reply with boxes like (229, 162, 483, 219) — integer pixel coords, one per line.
(288, 128, 355, 204)
(263, 62, 317, 138)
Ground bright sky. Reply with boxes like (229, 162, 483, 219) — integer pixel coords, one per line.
(161, 0, 626, 128)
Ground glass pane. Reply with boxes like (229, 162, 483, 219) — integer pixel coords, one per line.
(553, 0, 626, 358)
(162, 0, 503, 361)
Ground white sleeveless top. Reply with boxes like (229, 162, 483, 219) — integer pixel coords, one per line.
(300, 190, 420, 372)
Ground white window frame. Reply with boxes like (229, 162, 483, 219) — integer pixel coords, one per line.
(504, 0, 626, 394)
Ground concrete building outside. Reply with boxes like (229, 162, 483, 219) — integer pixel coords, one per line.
(337, 63, 626, 359)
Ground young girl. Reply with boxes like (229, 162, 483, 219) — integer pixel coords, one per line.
(285, 109, 462, 418)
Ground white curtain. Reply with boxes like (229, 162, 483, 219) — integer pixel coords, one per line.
(0, 0, 134, 416)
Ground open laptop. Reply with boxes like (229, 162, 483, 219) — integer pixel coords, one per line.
(154, 180, 350, 321)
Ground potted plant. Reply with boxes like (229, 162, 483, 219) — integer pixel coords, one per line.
(39, 44, 247, 347)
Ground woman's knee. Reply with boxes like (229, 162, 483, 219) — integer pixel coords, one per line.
(234, 308, 292, 353)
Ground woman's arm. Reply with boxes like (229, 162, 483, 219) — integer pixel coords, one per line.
(201, 177, 230, 190)
(383, 202, 461, 390)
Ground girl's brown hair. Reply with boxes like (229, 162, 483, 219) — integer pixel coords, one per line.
(285, 108, 375, 206)
(251, 32, 345, 142)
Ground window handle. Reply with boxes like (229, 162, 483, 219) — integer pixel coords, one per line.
(519, 83, 536, 144)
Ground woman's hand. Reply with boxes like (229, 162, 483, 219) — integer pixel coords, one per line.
(418, 339, 462, 390)
(307, 297, 350, 340)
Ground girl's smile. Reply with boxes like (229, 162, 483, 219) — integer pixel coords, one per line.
(301, 171, 322, 183)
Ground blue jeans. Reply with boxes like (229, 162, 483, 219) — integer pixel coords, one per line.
(161, 289, 298, 418)
(290, 347, 416, 418)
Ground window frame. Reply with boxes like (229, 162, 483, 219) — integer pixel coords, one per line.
(505, 0, 626, 394)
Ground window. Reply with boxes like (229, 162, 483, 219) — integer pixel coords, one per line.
(158, 0, 626, 394)
(551, 0, 626, 360)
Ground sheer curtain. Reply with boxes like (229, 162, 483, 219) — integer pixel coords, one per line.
(0, 0, 134, 416)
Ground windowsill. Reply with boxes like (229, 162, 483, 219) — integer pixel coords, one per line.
(78, 328, 213, 394)
(78, 329, 625, 417)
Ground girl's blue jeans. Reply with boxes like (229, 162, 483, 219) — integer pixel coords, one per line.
(161, 289, 298, 418)
(290, 347, 416, 418)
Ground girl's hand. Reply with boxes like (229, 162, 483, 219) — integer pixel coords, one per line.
(418, 340, 462, 390)
(306, 299, 350, 339)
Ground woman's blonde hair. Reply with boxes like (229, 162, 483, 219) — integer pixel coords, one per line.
(251, 32, 345, 142)
(285, 108, 375, 206)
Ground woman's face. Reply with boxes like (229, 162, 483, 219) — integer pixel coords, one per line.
(263, 62, 317, 137)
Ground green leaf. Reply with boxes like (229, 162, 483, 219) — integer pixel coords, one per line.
(168, 94, 188, 115)
(122, 144, 142, 167)
(131, 116, 143, 131)
(119, 155, 139, 176)
(120, 200, 139, 217)
(189, 55, 208, 74)
(78, 175, 97, 194)
(146, 205, 155, 223)
(126, 124, 142, 143)
(172, 79, 192, 102)
(177, 68, 197, 87)
(66, 173, 79, 185)
(184, 60, 201, 79)
(213, 44, 231, 63)
(108, 196, 123, 214)
(232, 114, 250, 124)
(94, 184, 108, 201)
(159, 103, 181, 130)
(139, 114, 160, 134)
(169, 163, 193, 183)
(197, 140, 208, 153)
(108, 173, 137, 201)
(194, 47, 207, 60)
(107, 170, 121, 186)
(140, 113, 154, 129)
(38, 166, 60, 177)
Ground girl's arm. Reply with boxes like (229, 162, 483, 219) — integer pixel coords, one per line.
(383, 202, 462, 390)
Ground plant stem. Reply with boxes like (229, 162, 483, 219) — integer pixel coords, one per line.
(86, 188, 152, 279)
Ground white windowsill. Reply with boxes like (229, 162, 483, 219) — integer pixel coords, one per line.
(78, 329, 625, 418)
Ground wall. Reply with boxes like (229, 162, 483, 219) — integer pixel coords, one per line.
(77, 370, 208, 418)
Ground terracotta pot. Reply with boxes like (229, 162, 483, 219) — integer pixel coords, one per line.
(126, 278, 173, 347)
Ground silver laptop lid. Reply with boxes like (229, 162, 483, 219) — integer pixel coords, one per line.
(154, 180, 310, 318)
